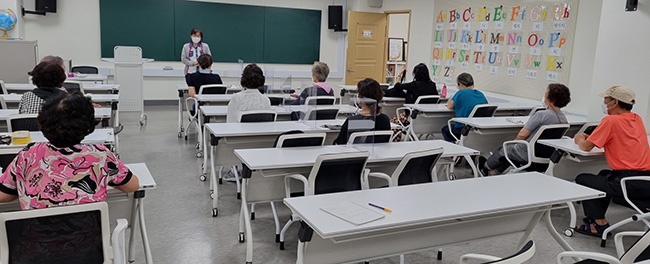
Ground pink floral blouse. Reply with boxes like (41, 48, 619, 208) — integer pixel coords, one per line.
(0, 142, 132, 210)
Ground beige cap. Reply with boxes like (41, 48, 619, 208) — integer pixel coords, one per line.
(597, 85, 636, 105)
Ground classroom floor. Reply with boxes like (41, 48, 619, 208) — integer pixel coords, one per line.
(120, 105, 640, 264)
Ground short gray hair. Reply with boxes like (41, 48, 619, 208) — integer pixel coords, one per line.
(311, 62, 329, 82)
(40, 55, 65, 69)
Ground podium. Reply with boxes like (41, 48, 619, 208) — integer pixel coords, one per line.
(112, 46, 149, 125)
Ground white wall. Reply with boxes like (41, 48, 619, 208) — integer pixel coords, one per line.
(20, 0, 344, 100)
(388, 13, 409, 41)
(587, 0, 650, 129)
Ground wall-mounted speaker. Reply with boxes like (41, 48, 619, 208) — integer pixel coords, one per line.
(328, 5, 343, 30)
(36, 0, 57, 13)
(626, 0, 638, 11)
(368, 0, 383, 8)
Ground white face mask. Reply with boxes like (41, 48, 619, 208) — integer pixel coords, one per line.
(191, 37, 201, 44)
(601, 103, 609, 115)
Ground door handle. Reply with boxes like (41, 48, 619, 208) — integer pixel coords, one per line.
(346, 68, 354, 72)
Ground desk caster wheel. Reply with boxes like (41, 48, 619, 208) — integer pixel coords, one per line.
(184, 135, 188, 140)
(181, 127, 184, 132)
(564, 228, 574, 237)
(195, 142, 200, 149)
(196, 152, 203, 158)
(177, 132, 182, 138)
(238, 233, 245, 243)
(246, 262, 252, 264)
(448, 173, 456, 181)
(210, 191, 214, 199)
(199, 174, 206, 181)
(211, 208, 218, 217)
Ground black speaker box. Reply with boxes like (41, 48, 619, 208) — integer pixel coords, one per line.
(626, 0, 638, 11)
(36, 0, 57, 13)
(328, 5, 343, 30)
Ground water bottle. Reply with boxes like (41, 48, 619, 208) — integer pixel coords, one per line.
(441, 83, 448, 98)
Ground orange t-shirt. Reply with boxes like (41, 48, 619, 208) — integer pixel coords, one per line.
(587, 112, 650, 171)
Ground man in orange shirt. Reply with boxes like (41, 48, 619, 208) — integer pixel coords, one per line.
(574, 85, 650, 237)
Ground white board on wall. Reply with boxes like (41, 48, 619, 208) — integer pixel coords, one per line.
(430, 1, 579, 100)
(0, 40, 38, 83)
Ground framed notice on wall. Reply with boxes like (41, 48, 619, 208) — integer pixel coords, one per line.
(388, 38, 404, 61)
(430, 0, 579, 100)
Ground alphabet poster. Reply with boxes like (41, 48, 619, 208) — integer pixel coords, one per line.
(431, 1, 578, 100)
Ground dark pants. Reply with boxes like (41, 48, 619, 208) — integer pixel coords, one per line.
(441, 125, 463, 142)
(576, 170, 650, 219)
(485, 146, 527, 174)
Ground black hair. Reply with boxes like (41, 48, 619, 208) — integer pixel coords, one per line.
(413, 63, 432, 82)
(456, 72, 474, 87)
(618, 100, 634, 111)
(38, 92, 96, 148)
(240, 64, 265, 89)
(190, 28, 203, 39)
(357, 78, 383, 114)
(198, 54, 213, 69)
(546, 83, 571, 108)
(31, 61, 66, 88)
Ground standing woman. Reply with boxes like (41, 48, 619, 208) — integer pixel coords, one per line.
(181, 28, 212, 75)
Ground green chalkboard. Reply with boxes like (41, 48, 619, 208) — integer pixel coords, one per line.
(100, 0, 321, 64)
(99, 0, 176, 61)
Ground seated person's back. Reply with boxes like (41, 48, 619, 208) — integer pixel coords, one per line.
(185, 54, 223, 97)
(441, 72, 488, 142)
(227, 64, 271, 122)
(292, 61, 334, 105)
(19, 61, 67, 114)
(386, 63, 438, 104)
(334, 78, 392, 145)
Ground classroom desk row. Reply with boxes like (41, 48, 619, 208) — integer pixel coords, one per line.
(4, 82, 119, 94)
(233, 140, 481, 263)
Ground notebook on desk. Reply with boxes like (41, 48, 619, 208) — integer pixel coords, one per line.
(320, 201, 385, 226)
(322, 124, 342, 130)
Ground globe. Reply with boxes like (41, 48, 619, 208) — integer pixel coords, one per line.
(0, 8, 17, 39)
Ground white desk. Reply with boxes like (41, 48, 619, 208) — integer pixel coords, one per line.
(0, 162, 155, 264)
(449, 116, 587, 158)
(67, 73, 108, 83)
(284, 172, 604, 264)
(199, 105, 358, 123)
(5, 83, 119, 94)
(233, 140, 481, 263)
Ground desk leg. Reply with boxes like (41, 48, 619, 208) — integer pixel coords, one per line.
(544, 210, 576, 252)
(241, 179, 254, 264)
(137, 193, 153, 264)
(546, 161, 557, 176)
(178, 97, 184, 137)
(516, 211, 545, 249)
(296, 241, 305, 264)
(211, 144, 219, 217)
(197, 111, 204, 156)
(464, 155, 479, 178)
(128, 193, 139, 263)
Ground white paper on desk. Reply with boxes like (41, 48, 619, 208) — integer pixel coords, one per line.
(83, 131, 112, 143)
(320, 201, 385, 226)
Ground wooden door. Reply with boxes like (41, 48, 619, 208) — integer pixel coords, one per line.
(345, 11, 387, 85)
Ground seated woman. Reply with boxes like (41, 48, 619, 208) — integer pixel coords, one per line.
(385, 63, 438, 104)
(226, 64, 271, 123)
(291, 61, 334, 105)
(185, 54, 223, 97)
(19, 61, 67, 114)
(480, 83, 571, 175)
(333, 78, 392, 145)
(0, 93, 140, 262)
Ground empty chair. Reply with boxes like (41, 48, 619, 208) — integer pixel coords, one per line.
(62, 81, 85, 94)
(0, 202, 128, 264)
(7, 114, 39, 132)
(503, 124, 570, 174)
(557, 231, 650, 263)
(348, 130, 393, 144)
(577, 122, 600, 136)
(304, 96, 336, 105)
(279, 151, 370, 250)
(198, 84, 228, 94)
(461, 240, 536, 264)
(238, 110, 277, 123)
(303, 107, 339, 120)
(71, 65, 99, 74)
(267, 96, 285, 106)
(368, 147, 444, 187)
(600, 176, 650, 247)
(414, 95, 440, 104)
